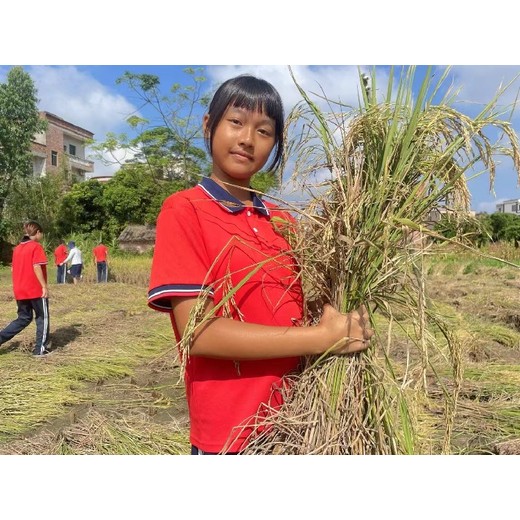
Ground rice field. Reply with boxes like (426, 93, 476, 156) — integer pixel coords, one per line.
(0, 248, 519, 454)
(0, 260, 190, 455)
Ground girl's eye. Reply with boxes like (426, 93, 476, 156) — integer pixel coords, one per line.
(229, 118, 242, 125)
(258, 128, 272, 137)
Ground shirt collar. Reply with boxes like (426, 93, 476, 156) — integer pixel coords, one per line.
(199, 177, 270, 217)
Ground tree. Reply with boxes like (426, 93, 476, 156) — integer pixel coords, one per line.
(250, 170, 281, 197)
(56, 180, 107, 237)
(0, 66, 46, 237)
(91, 67, 210, 189)
(102, 164, 183, 236)
(503, 218, 520, 247)
(488, 212, 520, 242)
(4, 170, 71, 244)
(434, 212, 492, 246)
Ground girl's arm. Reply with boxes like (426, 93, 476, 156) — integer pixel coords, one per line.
(33, 264, 49, 298)
(61, 251, 72, 265)
(172, 297, 372, 360)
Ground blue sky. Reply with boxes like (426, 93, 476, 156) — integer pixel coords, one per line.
(2, 64, 520, 213)
(2, 2, 520, 215)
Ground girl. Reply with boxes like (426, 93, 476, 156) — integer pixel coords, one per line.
(147, 75, 373, 454)
(0, 221, 51, 356)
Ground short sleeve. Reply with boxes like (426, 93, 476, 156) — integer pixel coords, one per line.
(33, 243, 48, 265)
(147, 193, 214, 312)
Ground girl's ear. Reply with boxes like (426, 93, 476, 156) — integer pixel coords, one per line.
(202, 114, 210, 138)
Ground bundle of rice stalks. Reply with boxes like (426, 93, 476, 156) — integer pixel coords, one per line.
(243, 66, 520, 454)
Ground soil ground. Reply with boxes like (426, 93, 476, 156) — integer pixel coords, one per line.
(1, 256, 519, 455)
(0, 276, 190, 454)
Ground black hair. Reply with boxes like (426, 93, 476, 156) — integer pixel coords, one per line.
(204, 75, 285, 172)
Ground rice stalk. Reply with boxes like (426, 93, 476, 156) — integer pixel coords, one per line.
(242, 65, 520, 455)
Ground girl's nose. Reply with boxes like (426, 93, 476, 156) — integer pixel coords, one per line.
(239, 126, 254, 146)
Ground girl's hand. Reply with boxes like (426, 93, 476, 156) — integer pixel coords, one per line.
(318, 303, 374, 354)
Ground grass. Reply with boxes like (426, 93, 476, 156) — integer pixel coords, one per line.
(1, 248, 519, 454)
(0, 274, 189, 454)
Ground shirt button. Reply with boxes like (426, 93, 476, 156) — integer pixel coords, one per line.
(253, 227, 258, 233)
(247, 211, 251, 217)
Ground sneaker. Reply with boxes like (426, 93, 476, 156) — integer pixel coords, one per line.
(32, 342, 53, 357)
(32, 349, 53, 357)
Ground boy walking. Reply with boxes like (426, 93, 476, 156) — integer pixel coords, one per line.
(54, 239, 68, 284)
(0, 221, 52, 356)
(92, 241, 109, 283)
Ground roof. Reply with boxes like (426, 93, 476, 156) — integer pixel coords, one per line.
(88, 175, 113, 183)
(40, 111, 94, 138)
(118, 224, 156, 242)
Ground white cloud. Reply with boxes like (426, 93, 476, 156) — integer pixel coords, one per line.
(206, 65, 390, 114)
(27, 66, 137, 139)
(89, 147, 140, 178)
(476, 199, 505, 214)
(20, 66, 140, 177)
(451, 66, 520, 108)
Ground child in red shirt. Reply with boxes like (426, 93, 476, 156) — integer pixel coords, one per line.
(92, 242, 109, 283)
(54, 240, 68, 284)
(148, 75, 373, 454)
(0, 221, 52, 356)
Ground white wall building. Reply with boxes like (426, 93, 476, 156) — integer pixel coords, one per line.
(496, 199, 520, 215)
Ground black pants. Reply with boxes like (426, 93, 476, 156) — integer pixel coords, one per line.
(0, 298, 50, 355)
(96, 261, 107, 282)
(56, 264, 66, 284)
(191, 445, 238, 455)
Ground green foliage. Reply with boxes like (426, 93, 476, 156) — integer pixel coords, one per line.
(3, 170, 71, 244)
(54, 165, 184, 243)
(92, 67, 210, 188)
(434, 212, 492, 246)
(56, 180, 107, 237)
(503, 219, 520, 247)
(250, 170, 281, 196)
(0, 66, 46, 238)
(488, 212, 520, 242)
(103, 164, 183, 236)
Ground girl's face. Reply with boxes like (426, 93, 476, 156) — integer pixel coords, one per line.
(204, 105, 276, 187)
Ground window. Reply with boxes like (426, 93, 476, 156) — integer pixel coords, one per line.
(513, 204, 518, 213)
(51, 151, 58, 166)
(63, 145, 67, 152)
(69, 144, 76, 156)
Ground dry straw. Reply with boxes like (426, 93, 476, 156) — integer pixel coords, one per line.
(237, 65, 520, 454)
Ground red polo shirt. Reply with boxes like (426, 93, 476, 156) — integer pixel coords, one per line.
(54, 243, 68, 265)
(148, 177, 303, 453)
(12, 238, 48, 300)
(93, 244, 108, 262)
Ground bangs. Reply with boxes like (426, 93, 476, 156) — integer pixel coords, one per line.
(230, 93, 280, 122)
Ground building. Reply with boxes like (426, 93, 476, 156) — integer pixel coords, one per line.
(426, 206, 476, 228)
(496, 199, 520, 215)
(117, 224, 156, 254)
(31, 111, 95, 181)
(86, 175, 113, 183)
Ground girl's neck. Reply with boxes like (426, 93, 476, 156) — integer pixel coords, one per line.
(210, 174, 253, 205)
